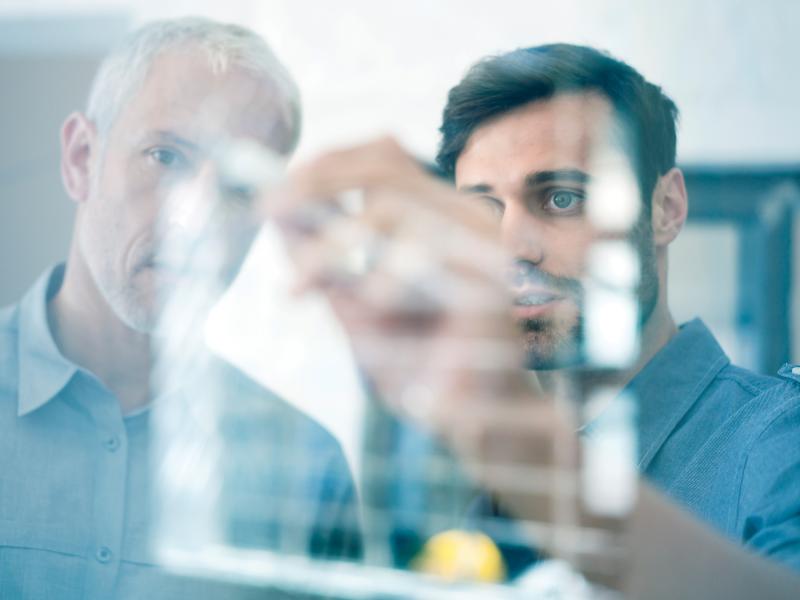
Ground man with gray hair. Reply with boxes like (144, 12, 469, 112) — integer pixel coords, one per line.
(0, 17, 360, 599)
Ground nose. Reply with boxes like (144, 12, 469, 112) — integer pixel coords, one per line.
(500, 203, 545, 266)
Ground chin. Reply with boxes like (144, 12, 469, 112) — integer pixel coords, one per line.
(520, 318, 582, 370)
(118, 303, 159, 334)
(108, 285, 160, 334)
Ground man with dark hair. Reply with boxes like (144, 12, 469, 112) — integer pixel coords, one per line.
(273, 42, 800, 590)
(438, 43, 678, 370)
(438, 43, 678, 206)
(435, 42, 800, 574)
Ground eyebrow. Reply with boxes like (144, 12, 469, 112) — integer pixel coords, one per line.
(525, 169, 589, 186)
(150, 130, 200, 152)
(459, 169, 590, 194)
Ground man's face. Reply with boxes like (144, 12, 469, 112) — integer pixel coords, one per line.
(77, 45, 285, 333)
(455, 92, 657, 368)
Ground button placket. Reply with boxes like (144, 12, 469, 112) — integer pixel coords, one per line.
(80, 379, 128, 599)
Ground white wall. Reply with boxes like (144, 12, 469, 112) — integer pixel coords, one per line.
(0, 13, 129, 304)
(2, 0, 798, 163)
(1, 1, 797, 361)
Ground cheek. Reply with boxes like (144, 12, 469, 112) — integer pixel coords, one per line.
(112, 155, 171, 223)
(87, 171, 163, 265)
(81, 194, 129, 269)
(541, 226, 598, 277)
(104, 149, 170, 208)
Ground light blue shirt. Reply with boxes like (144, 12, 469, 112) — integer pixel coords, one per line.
(0, 266, 361, 599)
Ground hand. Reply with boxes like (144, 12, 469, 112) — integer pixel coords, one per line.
(267, 137, 519, 420)
(261, 136, 623, 583)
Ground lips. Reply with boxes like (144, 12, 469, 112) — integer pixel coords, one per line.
(510, 287, 568, 320)
(137, 257, 183, 282)
(140, 258, 172, 273)
(514, 290, 564, 307)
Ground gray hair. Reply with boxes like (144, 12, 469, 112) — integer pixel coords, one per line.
(86, 16, 301, 154)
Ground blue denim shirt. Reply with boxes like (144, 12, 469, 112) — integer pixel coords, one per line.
(466, 319, 800, 577)
(0, 266, 361, 599)
(630, 318, 800, 570)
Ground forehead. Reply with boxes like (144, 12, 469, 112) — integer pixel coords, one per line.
(455, 92, 617, 186)
(112, 45, 284, 146)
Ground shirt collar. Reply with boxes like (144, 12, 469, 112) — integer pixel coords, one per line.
(17, 263, 78, 416)
(625, 318, 730, 471)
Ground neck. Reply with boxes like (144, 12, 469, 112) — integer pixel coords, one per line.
(48, 242, 152, 414)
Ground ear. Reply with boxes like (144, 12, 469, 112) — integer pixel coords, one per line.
(60, 112, 98, 203)
(650, 167, 688, 247)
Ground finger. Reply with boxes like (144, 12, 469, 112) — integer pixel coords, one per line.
(261, 137, 499, 245)
(260, 137, 417, 217)
(365, 193, 507, 285)
(287, 217, 386, 293)
(284, 193, 511, 315)
(297, 241, 512, 336)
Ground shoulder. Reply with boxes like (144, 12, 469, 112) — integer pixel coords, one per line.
(741, 365, 800, 446)
(680, 360, 790, 450)
(731, 363, 800, 434)
(733, 366, 800, 562)
(713, 362, 782, 397)
(702, 360, 794, 429)
(678, 361, 799, 485)
(735, 365, 800, 500)
(702, 362, 800, 472)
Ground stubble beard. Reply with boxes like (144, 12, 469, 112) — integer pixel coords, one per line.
(105, 276, 158, 334)
(521, 311, 583, 370)
(520, 218, 660, 371)
(83, 233, 159, 335)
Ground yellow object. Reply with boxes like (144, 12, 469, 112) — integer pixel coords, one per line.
(412, 529, 507, 583)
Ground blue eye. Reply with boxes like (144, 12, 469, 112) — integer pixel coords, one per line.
(148, 147, 186, 169)
(546, 190, 584, 213)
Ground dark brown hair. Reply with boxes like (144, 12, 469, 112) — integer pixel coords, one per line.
(436, 43, 679, 209)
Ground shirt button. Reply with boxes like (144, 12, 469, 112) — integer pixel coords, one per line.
(96, 546, 113, 564)
(104, 435, 120, 452)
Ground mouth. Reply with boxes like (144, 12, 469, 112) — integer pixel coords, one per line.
(142, 258, 174, 272)
(139, 257, 234, 285)
(138, 259, 184, 283)
(511, 289, 566, 319)
(514, 290, 564, 306)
